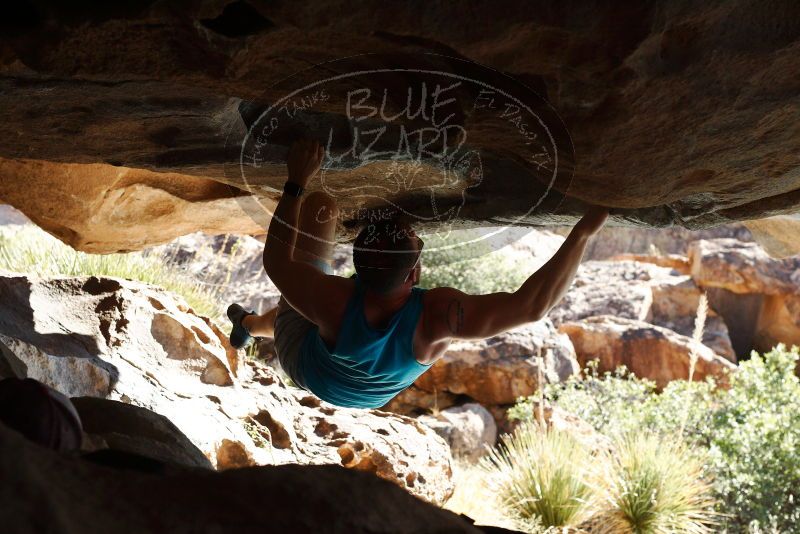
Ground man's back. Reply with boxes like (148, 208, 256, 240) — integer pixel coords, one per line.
(300, 275, 431, 408)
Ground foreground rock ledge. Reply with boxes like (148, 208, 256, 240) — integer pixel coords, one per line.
(0, 272, 454, 504)
(0, 424, 496, 534)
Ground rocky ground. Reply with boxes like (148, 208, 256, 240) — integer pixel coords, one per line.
(2, 206, 800, 530)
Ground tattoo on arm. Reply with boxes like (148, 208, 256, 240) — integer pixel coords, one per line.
(446, 298, 465, 335)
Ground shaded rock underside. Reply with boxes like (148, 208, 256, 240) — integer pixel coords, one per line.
(0, 1, 799, 251)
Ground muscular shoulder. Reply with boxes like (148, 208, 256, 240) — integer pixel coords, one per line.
(420, 287, 466, 342)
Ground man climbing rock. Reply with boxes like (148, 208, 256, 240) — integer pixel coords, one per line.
(228, 139, 609, 409)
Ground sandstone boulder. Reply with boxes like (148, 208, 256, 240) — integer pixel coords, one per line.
(417, 403, 497, 462)
(688, 239, 800, 295)
(744, 215, 800, 259)
(72, 396, 213, 470)
(413, 320, 579, 406)
(550, 260, 736, 361)
(559, 315, 736, 389)
(688, 238, 800, 356)
(0, 158, 268, 254)
(0, 273, 453, 504)
(0, 422, 492, 534)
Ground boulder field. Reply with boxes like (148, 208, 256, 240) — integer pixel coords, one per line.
(1, 220, 800, 530)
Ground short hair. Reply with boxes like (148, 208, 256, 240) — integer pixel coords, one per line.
(353, 219, 420, 294)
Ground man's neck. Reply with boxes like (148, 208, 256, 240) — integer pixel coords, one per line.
(364, 287, 412, 311)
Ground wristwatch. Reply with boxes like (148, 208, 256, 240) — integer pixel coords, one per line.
(283, 181, 304, 197)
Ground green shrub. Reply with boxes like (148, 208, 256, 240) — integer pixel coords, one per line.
(706, 346, 800, 531)
(0, 226, 222, 319)
(481, 423, 599, 529)
(509, 362, 717, 441)
(591, 433, 717, 534)
(534, 362, 656, 437)
(510, 347, 800, 532)
(419, 230, 533, 294)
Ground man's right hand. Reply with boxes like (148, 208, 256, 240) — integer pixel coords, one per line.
(574, 205, 610, 236)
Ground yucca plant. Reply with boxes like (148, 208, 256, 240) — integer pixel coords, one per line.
(591, 433, 717, 534)
(481, 423, 600, 529)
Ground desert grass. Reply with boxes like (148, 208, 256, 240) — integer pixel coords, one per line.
(687, 293, 709, 384)
(589, 434, 718, 534)
(481, 423, 600, 530)
(679, 292, 709, 439)
(0, 226, 222, 319)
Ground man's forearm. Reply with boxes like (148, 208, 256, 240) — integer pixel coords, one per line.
(514, 226, 591, 319)
(263, 194, 302, 273)
(264, 139, 324, 276)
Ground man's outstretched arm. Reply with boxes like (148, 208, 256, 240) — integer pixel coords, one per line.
(425, 206, 609, 341)
(262, 139, 338, 323)
(263, 139, 323, 271)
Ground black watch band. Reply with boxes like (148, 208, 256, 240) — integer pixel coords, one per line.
(283, 181, 304, 197)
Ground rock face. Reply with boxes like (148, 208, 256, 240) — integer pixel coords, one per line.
(744, 215, 800, 259)
(0, 159, 268, 254)
(688, 239, 800, 295)
(688, 239, 800, 355)
(555, 224, 754, 261)
(2, 2, 800, 251)
(417, 403, 497, 462)
(559, 315, 736, 389)
(412, 320, 580, 406)
(0, 423, 491, 534)
(0, 273, 453, 504)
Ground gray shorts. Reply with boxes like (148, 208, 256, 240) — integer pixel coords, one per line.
(273, 259, 332, 389)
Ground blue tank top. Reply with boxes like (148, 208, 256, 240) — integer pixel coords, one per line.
(299, 276, 432, 409)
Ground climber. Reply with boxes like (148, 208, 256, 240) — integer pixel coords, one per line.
(227, 139, 609, 409)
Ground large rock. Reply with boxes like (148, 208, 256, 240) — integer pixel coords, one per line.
(555, 224, 753, 261)
(550, 260, 736, 360)
(413, 320, 579, 406)
(0, 158, 268, 254)
(744, 215, 800, 259)
(72, 396, 213, 470)
(0, 273, 453, 504)
(0, 423, 495, 534)
(559, 315, 737, 389)
(688, 238, 800, 355)
(2, 3, 800, 251)
(417, 403, 497, 462)
(688, 239, 800, 295)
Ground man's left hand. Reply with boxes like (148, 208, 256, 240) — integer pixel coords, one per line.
(574, 205, 610, 236)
